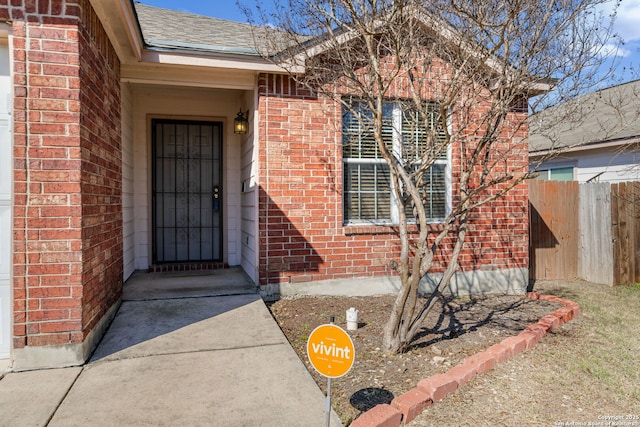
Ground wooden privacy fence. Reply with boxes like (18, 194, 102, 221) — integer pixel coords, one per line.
(529, 180, 640, 285)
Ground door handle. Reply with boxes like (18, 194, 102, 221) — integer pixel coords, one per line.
(213, 186, 220, 211)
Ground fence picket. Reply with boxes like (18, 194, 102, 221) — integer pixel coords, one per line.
(529, 180, 640, 285)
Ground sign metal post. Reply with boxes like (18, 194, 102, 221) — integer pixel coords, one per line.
(307, 316, 355, 427)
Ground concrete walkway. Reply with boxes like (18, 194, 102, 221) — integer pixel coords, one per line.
(0, 268, 343, 427)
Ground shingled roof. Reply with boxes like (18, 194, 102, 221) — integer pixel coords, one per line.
(530, 79, 640, 154)
(133, 2, 270, 56)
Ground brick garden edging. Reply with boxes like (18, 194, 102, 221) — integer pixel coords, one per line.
(350, 293, 580, 427)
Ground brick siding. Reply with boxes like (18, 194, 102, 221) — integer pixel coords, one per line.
(257, 72, 528, 286)
(7, 0, 122, 350)
(78, 0, 122, 337)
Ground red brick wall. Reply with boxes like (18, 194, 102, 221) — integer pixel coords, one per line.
(257, 73, 529, 286)
(78, 0, 122, 335)
(452, 95, 530, 273)
(7, 0, 122, 351)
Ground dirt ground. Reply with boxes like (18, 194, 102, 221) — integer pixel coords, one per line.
(267, 291, 562, 425)
(410, 280, 640, 427)
(269, 279, 640, 426)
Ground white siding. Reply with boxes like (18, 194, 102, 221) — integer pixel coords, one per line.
(131, 85, 249, 270)
(534, 145, 640, 183)
(574, 148, 640, 183)
(0, 38, 11, 359)
(121, 83, 135, 280)
(240, 89, 258, 283)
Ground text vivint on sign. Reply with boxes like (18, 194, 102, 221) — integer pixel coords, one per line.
(306, 323, 355, 379)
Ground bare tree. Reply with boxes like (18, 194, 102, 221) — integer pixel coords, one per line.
(243, 0, 619, 353)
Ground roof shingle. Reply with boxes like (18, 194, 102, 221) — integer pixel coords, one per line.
(530, 80, 640, 153)
(134, 2, 270, 56)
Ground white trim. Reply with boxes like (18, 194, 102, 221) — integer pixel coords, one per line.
(140, 51, 287, 73)
(530, 136, 640, 158)
(445, 109, 453, 218)
(535, 165, 575, 181)
(88, 0, 143, 62)
(342, 100, 450, 225)
(0, 33, 12, 361)
(286, 8, 552, 95)
(117, 0, 143, 60)
(390, 104, 403, 224)
(120, 64, 258, 91)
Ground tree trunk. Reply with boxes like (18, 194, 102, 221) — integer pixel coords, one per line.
(382, 215, 468, 353)
(381, 268, 423, 353)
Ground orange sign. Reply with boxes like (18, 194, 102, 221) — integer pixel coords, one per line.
(306, 324, 355, 378)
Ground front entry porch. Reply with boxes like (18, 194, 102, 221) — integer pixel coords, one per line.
(123, 267, 256, 300)
(122, 83, 259, 284)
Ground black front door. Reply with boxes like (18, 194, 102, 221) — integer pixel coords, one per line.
(152, 119, 222, 263)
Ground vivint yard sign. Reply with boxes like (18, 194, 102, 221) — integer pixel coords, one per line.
(307, 323, 355, 378)
(307, 320, 356, 426)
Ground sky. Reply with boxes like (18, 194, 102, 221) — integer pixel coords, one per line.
(138, 0, 640, 86)
(601, 0, 640, 84)
(137, 0, 248, 22)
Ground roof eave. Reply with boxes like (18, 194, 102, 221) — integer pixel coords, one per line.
(529, 135, 640, 158)
(89, 0, 143, 63)
(489, 79, 556, 97)
(140, 48, 290, 73)
(525, 80, 557, 97)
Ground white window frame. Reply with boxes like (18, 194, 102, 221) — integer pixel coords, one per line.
(342, 100, 451, 225)
(535, 165, 575, 181)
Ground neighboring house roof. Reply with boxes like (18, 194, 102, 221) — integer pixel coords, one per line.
(529, 79, 640, 156)
(133, 2, 269, 57)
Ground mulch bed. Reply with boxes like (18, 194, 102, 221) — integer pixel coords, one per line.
(268, 294, 561, 425)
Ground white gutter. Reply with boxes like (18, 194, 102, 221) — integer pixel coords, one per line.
(529, 136, 640, 158)
(140, 50, 288, 73)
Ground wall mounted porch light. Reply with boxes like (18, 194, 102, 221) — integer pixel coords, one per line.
(234, 109, 249, 134)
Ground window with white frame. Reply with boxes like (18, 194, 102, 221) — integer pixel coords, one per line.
(535, 166, 574, 181)
(342, 99, 448, 224)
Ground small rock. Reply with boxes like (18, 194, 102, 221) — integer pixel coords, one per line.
(431, 356, 446, 365)
(431, 346, 442, 355)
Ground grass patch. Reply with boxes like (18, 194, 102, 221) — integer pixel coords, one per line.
(542, 280, 640, 404)
(578, 357, 612, 381)
(402, 280, 640, 425)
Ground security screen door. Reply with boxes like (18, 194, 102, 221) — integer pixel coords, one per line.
(152, 120, 222, 263)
